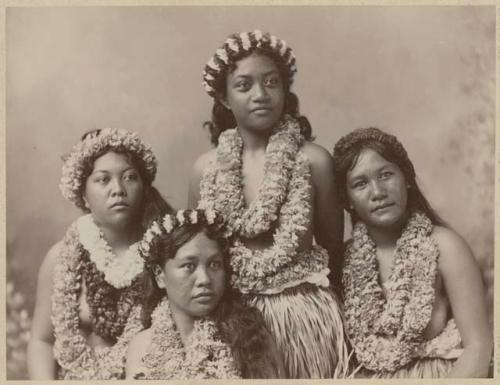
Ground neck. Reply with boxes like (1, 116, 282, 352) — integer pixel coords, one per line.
(237, 126, 271, 152)
(170, 305, 195, 345)
(366, 217, 408, 249)
(99, 221, 140, 251)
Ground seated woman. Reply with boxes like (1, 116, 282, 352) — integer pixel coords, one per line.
(126, 208, 285, 379)
(332, 127, 492, 378)
(27, 128, 173, 380)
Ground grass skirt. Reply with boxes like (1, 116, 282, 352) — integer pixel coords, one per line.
(356, 357, 455, 378)
(243, 283, 349, 378)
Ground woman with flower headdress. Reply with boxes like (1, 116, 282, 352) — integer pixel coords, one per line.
(27, 128, 173, 380)
(125, 208, 284, 379)
(189, 30, 349, 378)
(332, 127, 491, 378)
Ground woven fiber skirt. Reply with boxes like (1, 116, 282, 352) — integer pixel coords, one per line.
(356, 357, 455, 379)
(243, 283, 349, 379)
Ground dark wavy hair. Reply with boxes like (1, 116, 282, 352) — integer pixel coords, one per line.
(78, 129, 173, 231)
(332, 127, 445, 227)
(139, 210, 284, 378)
(204, 47, 312, 145)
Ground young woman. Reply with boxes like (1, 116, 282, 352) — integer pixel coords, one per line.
(333, 127, 492, 378)
(189, 30, 348, 378)
(27, 128, 173, 379)
(126, 208, 284, 379)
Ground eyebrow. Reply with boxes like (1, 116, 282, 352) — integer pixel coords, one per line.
(91, 166, 136, 174)
(232, 69, 280, 79)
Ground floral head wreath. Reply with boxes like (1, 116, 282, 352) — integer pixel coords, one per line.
(138, 208, 226, 270)
(60, 128, 157, 209)
(202, 29, 297, 98)
(332, 127, 416, 208)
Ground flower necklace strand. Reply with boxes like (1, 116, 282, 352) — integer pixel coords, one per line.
(77, 214, 144, 289)
(134, 297, 241, 379)
(199, 116, 329, 293)
(343, 211, 440, 373)
(51, 220, 144, 379)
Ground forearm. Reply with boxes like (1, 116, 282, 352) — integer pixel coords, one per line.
(447, 343, 492, 378)
(27, 339, 57, 380)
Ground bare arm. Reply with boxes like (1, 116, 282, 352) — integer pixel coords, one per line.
(302, 142, 344, 293)
(27, 242, 62, 379)
(434, 226, 492, 378)
(188, 149, 216, 209)
(125, 329, 151, 379)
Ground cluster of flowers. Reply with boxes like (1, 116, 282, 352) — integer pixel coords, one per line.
(202, 29, 297, 98)
(199, 116, 329, 293)
(59, 127, 157, 209)
(51, 222, 144, 379)
(133, 297, 240, 379)
(343, 212, 442, 373)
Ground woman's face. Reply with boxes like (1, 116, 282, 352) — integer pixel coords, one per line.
(83, 151, 145, 229)
(222, 53, 285, 132)
(162, 232, 225, 320)
(346, 148, 408, 230)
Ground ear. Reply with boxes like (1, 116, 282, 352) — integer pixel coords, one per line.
(83, 195, 90, 210)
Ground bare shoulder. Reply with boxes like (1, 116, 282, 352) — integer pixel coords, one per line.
(432, 225, 475, 268)
(40, 240, 64, 275)
(301, 141, 334, 168)
(192, 148, 217, 176)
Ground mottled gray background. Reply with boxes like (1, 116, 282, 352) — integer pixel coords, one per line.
(6, 6, 494, 379)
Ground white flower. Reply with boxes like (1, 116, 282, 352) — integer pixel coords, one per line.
(189, 210, 199, 224)
(163, 215, 174, 233)
(176, 210, 185, 225)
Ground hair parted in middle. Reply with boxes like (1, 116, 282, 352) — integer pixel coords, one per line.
(202, 30, 312, 145)
(332, 127, 445, 227)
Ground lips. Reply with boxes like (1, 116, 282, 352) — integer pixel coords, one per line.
(110, 202, 129, 209)
(251, 106, 272, 113)
(372, 203, 394, 213)
(192, 292, 215, 301)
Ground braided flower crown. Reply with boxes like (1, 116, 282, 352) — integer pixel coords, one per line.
(138, 208, 226, 266)
(60, 128, 157, 209)
(202, 29, 297, 98)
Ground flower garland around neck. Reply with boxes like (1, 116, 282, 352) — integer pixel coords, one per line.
(200, 127, 329, 294)
(343, 211, 440, 373)
(133, 297, 241, 380)
(52, 221, 144, 379)
(211, 114, 304, 238)
(77, 214, 143, 289)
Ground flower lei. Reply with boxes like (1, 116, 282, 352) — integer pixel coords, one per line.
(60, 127, 157, 209)
(199, 115, 329, 294)
(77, 214, 143, 289)
(133, 297, 241, 380)
(343, 212, 440, 373)
(52, 221, 144, 379)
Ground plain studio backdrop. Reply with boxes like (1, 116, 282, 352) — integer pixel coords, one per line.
(5, 5, 494, 379)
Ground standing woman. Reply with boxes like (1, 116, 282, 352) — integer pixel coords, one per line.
(333, 127, 492, 378)
(27, 128, 173, 379)
(189, 30, 348, 378)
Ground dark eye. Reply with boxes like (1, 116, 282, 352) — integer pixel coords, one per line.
(264, 76, 280, 87)
(123, 172, 139, 182)
(94, 176, 109, 184)
(181, 262, 195, 272)
(352, 180, 366, 189)
(235, 80, 251, 91)
(380, 171, 393, 179)
(209, 259, 223, 270)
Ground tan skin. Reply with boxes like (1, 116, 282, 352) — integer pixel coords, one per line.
(27, 151, 145, 379)
(189, 54, 343, 278)
(346, 148, 491, 377)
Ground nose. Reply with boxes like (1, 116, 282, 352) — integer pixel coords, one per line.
(369, 180, 386, 201)
(252, 82, 270, 101)
(194, 266, 211, 287)
(110, 177, 126, 197)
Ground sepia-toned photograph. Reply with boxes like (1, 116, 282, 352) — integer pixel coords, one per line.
(5, 4, 495, 381)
